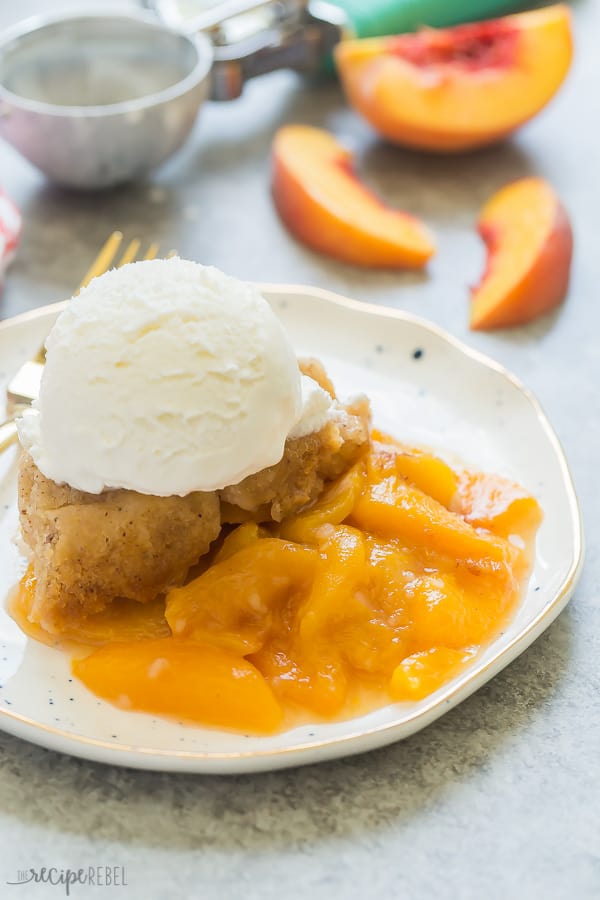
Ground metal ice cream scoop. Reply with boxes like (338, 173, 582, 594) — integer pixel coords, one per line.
(0, 2, 344, 189)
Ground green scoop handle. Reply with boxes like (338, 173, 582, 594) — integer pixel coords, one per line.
(329, 0, 529, 38)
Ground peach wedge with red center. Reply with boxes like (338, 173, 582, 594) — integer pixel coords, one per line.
(470, 177, 573, 330)
(334, 5, 573, 152)
(271, 125, 435, 268)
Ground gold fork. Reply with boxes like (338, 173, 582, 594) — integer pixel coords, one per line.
(0, 232, 163, 453)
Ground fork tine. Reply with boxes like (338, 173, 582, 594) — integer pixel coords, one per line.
(117, 239, 141, 267)
(143, 242, 160, 261)
(79, 231, 123, 290)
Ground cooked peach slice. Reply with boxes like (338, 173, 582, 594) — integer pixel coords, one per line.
(470, 177, 573, 330)
(455, 471, 542, 541)
(305, 527, 407, 674)
(351, 475, 510, 564)
(279, 461, 366, 544)
(404, 565, 517, 650)
(271, 125, 434, 268)
(251, 642, 349, 717)
(213, 522, 263, 564)
(390, 648, 474, 701)
(369, 432, 458, 508)
(335, 5, 572, 152)
(165, 539, 317, 655)
(298, 525, 368, 643)
(73, 639, 283, 733)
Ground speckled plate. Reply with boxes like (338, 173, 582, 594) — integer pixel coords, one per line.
(0, 286, 584, 773)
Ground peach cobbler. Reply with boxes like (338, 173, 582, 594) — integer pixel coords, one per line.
(11, 260, 541, 734)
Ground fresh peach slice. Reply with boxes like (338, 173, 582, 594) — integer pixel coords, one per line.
(271, 124, 435, 268)
(470, 177, 573, 330)
(335, 5, 572, 152)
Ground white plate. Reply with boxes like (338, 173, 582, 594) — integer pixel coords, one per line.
(0, 286, 583, 773)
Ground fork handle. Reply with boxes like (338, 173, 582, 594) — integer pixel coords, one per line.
(0, 418, 18, 454)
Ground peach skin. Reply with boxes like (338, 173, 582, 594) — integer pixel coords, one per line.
(335, 5, 573, 152)
(470, 177, 573, 330)
(271, 125, 435, 268)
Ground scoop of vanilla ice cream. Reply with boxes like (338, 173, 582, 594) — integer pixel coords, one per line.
(17, 259, 303, 496)
(289, 375, 334, 439)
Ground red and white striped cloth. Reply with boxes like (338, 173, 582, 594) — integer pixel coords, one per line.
(0, 188, 21, 285)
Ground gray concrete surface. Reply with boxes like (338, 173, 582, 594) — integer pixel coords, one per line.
(0, 1, 598, 898)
